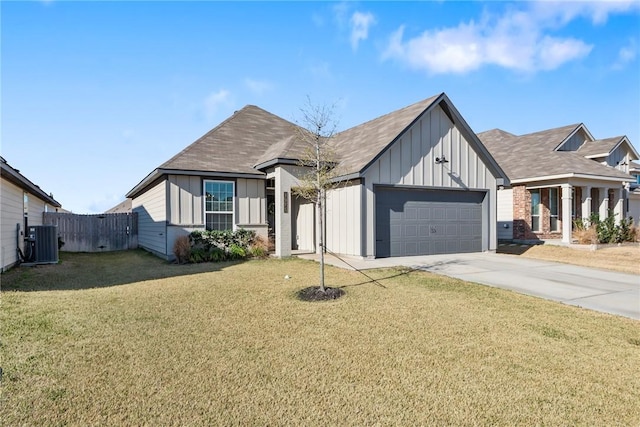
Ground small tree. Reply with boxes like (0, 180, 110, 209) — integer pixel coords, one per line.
(293, 97, 341, 292)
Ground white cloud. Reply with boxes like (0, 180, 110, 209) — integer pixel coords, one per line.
(203, 89, 232, 121)
(613, 39, 638, 69)
(531, 0, 640, 26)
(350, 11, 376, 50)
(382, 3, 606, 74)
(244, 78, 274, 95)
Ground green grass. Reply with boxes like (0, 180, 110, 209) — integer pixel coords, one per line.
(1, 251, 639, 425)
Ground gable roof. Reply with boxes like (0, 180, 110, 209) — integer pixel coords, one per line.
(0, 156, 61, 207)
(478, 126, 633, 183)
(128, 93, 508, 198)
(578, 136, 626, 158)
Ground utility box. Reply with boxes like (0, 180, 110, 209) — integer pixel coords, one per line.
(25, 225, 59, 264)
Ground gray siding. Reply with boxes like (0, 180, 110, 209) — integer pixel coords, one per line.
(606, 145, 627, 172)
(237, 178, 266, 226)
(1, 178, 24, 270)
(362, 104, 498, 257)
(364, 106, 495, 190)
(496, 188, 513, 240)
(325, 182, 362, 256)
(132, 178, 168, 257)
(558, 129, 587, 151)
(168, 175, 202, 226)
(1, 177, 57, 271)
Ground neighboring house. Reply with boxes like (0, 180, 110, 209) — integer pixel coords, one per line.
(478, 124, 639, 243)
(105, 199, 132, 213)
(1, 156, 62, 271)
(628, 161, 640, 225)
(126, 93, 508, 260)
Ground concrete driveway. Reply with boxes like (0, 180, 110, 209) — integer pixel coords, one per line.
(298, 252, 640, 320)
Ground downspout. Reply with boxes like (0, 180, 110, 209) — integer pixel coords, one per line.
(16, 223, 24, 263)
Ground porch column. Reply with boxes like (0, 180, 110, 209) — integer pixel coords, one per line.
(598, 187, 609, 220)
(274, 166, 292, 258)
(581, 186, 592, 221)
(561, 184, 573, 244)
(613, 187, 624, 224)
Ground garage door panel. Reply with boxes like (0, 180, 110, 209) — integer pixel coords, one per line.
(376, 188, 485, 257)
(405, 224, 418, 237)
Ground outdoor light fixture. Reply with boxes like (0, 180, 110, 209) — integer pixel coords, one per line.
(435, 155, 448, 164)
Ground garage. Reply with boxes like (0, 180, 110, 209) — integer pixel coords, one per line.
(375, 187, 486, 257)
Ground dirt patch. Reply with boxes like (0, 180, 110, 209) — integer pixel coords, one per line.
(297, 286, 345, 302)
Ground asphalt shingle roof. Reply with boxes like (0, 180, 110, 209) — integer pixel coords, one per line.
(578, 136, 624, 157)
(478, 125, 632, 182)
(161, 105, 300, 175)
(157, 96, 441, 177)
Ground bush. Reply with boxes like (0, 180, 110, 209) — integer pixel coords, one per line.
(249, 235, 269, 258)
(573, 211, 636, 244)
(173, 235, 191, 264)
(184, 229, 257, 263)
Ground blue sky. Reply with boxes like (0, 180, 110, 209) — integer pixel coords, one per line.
(2, 1, 639, 213)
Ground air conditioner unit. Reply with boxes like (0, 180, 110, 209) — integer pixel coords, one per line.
(25, 225, 59, 264)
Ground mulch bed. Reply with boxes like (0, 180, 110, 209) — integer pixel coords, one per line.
(297, 286, 345, 302)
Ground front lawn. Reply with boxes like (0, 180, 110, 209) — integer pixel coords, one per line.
(1, 251, 639, 425)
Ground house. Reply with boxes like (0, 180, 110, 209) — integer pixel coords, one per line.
(1, 156, 62, 271)
(126, 93, 508, 260)
(628, 161, 640, 225)
(105, 199, 132, 214)
(478, 124, 639, 243)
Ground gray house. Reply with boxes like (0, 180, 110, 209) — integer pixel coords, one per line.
(479, 124, 638, 243)
(1, 156, 62, 271)
(126, 93, 508, 260)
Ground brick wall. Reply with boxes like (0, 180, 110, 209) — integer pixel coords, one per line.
(512, 185, 563, 240)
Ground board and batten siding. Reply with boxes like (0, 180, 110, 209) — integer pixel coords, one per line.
(236, 178, 266, 226)
(168, 175, 202, 226)
(167, 175, 266, 228)
(362, 104, 498, 257)
(558, 129, 588, 152)
(325, 182, 362, 256)
(496, 188, 514, 240)
(132, 178, 168, 257)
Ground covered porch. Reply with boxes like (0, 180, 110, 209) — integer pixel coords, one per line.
(513, 179, 627, 244)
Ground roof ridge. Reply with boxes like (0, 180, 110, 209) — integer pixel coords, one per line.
(336, 94, 441, 137)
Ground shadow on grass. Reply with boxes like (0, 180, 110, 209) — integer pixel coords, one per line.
(339, 267, 415, 289)
(0, 249, 236, 292)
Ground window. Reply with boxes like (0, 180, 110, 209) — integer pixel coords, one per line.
(531, 189, 540, 232)
(636, 174, 640, 185)
(549, 188, 559, 231)
(204, 181, 234, 231)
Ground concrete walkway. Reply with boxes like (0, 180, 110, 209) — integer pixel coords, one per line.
(297, 251, 640, 320)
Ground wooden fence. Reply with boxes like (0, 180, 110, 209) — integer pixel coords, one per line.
(43, 212, 138, 252)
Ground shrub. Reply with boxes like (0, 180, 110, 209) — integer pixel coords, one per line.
(228, 244, 247, 260)
(173, 235, 191, 264)
(249, 235, 269, 258)
(184, 229, 257, 263)
(573, 211, 636, 244)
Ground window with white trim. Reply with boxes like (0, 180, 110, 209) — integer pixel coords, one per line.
(204, 180, 234, 231)
(549, 187, 559, 231)
(531, 189, 540, 232)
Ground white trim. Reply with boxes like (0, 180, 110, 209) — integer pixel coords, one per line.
(554, 123, 594, 151)
(511, 173, 633, 184)
(203, 179, 236, 231)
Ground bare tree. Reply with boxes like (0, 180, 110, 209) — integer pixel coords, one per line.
(293, 97, 341, 292)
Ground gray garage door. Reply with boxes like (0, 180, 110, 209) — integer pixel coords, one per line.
(375, 187, 485, 257)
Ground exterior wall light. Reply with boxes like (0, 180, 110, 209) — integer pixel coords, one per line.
(435, 155, 448, 164)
